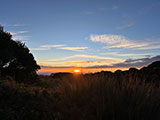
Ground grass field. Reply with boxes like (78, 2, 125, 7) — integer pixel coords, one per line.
(0, 68, 160, 120)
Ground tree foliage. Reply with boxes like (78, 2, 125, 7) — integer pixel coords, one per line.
(0, 30, 40, 82)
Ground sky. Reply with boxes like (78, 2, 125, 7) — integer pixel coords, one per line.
(0, 0, 160, 74)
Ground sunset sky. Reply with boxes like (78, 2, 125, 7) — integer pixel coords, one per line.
(0, 0, 160, 74)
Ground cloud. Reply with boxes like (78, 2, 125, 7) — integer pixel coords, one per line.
(136, 45, 160, 50)
(30, 47, 50, 51)
(31, 45, 88, 51)
(90, 34, 144, 48)
(49, 54, 123, 63)
(0, 24, 26, 27)
(31, 44, 88, 51)
(39, 59, 122, 68)
(90, 34, 129, 44)
(12, 24, 26, 27)
(89, 55, 160, 68)
(40, 45, 65, 48)
(40, 65, 73, 69)
(39, 55, 160, 70)
(10, 31, 28, 35)
(13, 36, 29, 41)
(57, 47, 88, 51)
(113, 55, 160, 68)
(39, 60, 107, 67)
(116, 22, 134, 30)
(9, 30, 28, 41)
(90, 34, 160, 50)
(38, 55, 160, 73)
(102, 52, 152, 57)
(31, 44, 65, 51)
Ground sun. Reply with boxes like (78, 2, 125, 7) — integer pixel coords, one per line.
(74, 69, 80, 73)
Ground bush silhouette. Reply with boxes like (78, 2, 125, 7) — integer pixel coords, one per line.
(0, 30, 40, 82)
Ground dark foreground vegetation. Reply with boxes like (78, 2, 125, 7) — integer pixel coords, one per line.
(0, 61, 160, 120)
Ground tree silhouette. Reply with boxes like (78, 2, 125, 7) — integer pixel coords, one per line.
(0, 29, 40, 82)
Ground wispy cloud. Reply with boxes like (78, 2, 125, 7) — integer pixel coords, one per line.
(12, 24, 26, 27)
(10, 31, 28, 35)
(0, 23, 26, 27)
(31, 45, 88, 51)
(57, 47, 88, 51)
(102, 52, 152, 57)
(30, 47, 50, 51)
(39, 60, 112, 67)
(116, 22, 134, 30)
(13, 36, 29, 41)
(40, 45, 65, 48)
(31, 44, 65, 51)
(9, 30, 29, 41)
(49, 54, 123, 63)
(136, 45, 160, 50)
(90, 34, 160, 50)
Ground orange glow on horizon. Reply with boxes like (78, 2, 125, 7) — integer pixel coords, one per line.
(37, 67, 137, 74)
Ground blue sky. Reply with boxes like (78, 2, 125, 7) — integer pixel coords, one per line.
(1, 0, 160, 72)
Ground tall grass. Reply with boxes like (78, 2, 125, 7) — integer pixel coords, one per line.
(57, 74, 160, 120)
(0, 73, 160, 120)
